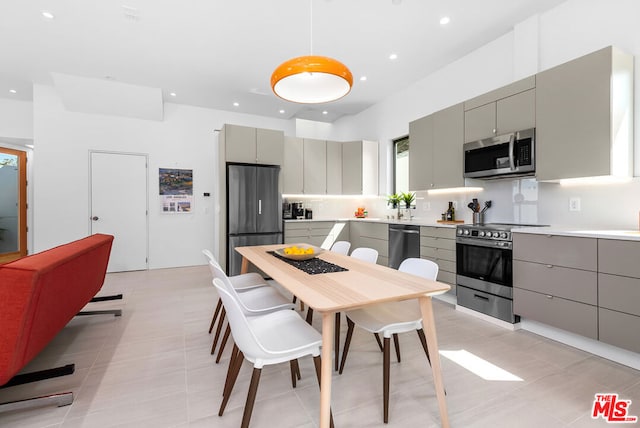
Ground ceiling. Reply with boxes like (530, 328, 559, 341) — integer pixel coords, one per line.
(0, 0, 567, 123)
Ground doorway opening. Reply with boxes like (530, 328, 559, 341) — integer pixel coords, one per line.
(0, 147, 27, 263)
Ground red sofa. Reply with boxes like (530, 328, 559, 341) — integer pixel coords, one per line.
(0, 233, 116, 411)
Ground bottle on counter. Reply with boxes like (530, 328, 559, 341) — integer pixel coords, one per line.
(446, 201, 455, 221)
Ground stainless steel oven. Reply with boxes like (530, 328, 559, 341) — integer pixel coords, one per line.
(456, 224, 518, 323)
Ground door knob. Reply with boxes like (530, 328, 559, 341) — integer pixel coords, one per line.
(91, 216, 99, 221)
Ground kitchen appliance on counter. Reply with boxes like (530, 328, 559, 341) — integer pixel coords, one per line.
(463, 128, 535, 179)
(292, 202, 305, 219)
(282, 202, 293, 219)
(227, 164, 282, 276)
(389, 224, 420, 269)
(455, 223, 543, 323)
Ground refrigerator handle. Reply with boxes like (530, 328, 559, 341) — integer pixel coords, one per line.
(258, 199, 262, 215)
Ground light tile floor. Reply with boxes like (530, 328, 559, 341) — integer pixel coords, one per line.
(1, 265, 639, 427)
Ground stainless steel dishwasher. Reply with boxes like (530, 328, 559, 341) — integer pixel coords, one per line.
(388, 224, 420, 269)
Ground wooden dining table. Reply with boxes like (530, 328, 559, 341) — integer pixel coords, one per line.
(236, 244, 451, 428)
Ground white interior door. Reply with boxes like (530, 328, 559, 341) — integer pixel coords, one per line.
(90, 151, 148, 272)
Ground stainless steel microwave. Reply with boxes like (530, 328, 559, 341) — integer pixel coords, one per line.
(463, 128, 535, 179)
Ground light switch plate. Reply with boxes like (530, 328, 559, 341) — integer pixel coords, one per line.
(569, 197, 581, 211)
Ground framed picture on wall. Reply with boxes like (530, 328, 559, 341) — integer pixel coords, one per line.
(159, 168, 193, 213)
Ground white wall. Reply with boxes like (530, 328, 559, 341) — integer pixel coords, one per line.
(31, 84, 294, 268)
(0, 99, 33, 139)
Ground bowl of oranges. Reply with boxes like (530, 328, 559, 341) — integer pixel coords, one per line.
(276, 245, 323, 261)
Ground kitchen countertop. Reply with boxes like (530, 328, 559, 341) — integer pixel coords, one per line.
(513, 226, 640, 241)
(284, 218, 460, 228)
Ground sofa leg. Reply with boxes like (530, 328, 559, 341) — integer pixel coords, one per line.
(1, 364, 75, 389)
(90, 294, 123, 302)
(77, 309, 122, 317)
(0, 392, 73, 413)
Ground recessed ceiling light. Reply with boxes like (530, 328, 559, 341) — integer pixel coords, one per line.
(389, 53, 398, 60)
(360, 76, 367, 81)
(169, 92, 176, 97)
(279, 109, 285, 114)
(233, 102, 239, 107)
(41, 11, 55, 20)
(322, 111, 328, 115)
(440, 16, 451, 25)
(9, 89, 17, 94)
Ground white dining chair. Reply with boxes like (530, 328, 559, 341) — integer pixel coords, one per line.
(338, 258, 442, 423)
(350, 247, 379, 264)
(330, 240, 351, 255)
(213, 278, 334, 428)
(202, 250, 269, 353)
(208, 260, 295, 363)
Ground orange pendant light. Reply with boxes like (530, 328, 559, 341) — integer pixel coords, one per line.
(271, 55, 353, 104)
(270, 0, 353, 104)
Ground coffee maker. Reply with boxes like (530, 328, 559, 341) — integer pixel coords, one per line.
(292, 202, 305, 219)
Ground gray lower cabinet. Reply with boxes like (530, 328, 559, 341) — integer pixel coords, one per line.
(513, 288, 598, 339)
(514, 232, 640, 354)
(420, 226, 456, 295)
(350, 222, 388, 266)
(284, 221, 349, 248)
(513, 233, 598, 338)
(597, 239, 640, 353)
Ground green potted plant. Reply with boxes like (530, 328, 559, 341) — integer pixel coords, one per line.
(386, 193, 401, 209)
(401, 191, 415, 208)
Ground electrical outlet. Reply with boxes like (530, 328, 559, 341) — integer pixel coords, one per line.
(423, 202, 430, 211)
(569, 197, 581, 212)
(452, 201, 458, 209)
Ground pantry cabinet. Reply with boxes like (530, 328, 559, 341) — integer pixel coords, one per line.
(223, 124, 284, 165)
(409, 103, 464, 190)
(535, 46, 634, 181)
(464, 76, 535, 143)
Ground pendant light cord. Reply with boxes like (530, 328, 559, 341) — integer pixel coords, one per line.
(309, 0, 313, 55)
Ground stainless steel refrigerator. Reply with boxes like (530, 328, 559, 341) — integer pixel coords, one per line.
(226, 164, 282, 276)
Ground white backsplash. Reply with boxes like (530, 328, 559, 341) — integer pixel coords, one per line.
(286, 176, 640, 230)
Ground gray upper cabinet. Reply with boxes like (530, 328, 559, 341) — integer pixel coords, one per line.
(303, 138, 327, 194)
(283, 137, 303, 194)
(409, 103, 463, 190)
(408, 114, 433, 191)
(223, 124, 284, 165)
(464, 76, 536, 143)
(535, 46, 634, 181)
(326, 140, 343, 195)
(432, 103, 464, 189)
(342, 141, 378, 195)
(256, 128, 285, 166)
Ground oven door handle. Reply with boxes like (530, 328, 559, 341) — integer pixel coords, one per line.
(456, 237, 512, 249)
